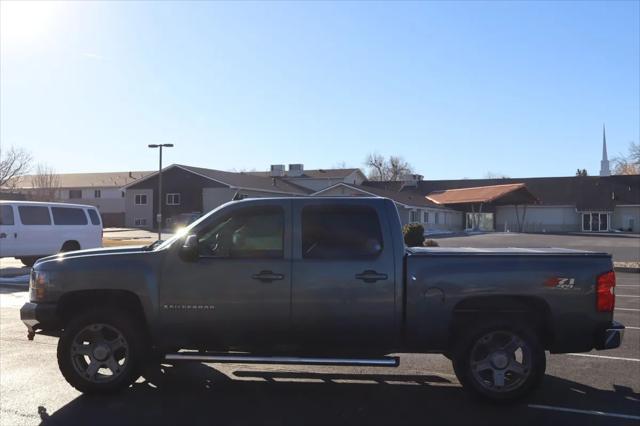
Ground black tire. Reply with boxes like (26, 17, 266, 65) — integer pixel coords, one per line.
(60, 241, 81, 252)
(19, 257, 38, 267)
(452, 322, 546, 403)
(57, 309, 146, 394)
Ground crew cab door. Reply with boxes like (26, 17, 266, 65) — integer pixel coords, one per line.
(291, 199, 397, 351)
(158, 199, 292, 349)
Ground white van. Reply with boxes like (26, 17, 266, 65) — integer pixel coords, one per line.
(0, 201, 103, 266)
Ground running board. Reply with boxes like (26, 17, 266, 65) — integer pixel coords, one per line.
(164, 353, 399, 367)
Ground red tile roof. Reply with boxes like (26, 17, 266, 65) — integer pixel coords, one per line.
(426, 183, 533, 204)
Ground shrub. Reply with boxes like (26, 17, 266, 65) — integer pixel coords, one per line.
(423, 239, 439, 247)
(403, 223, 424, 247)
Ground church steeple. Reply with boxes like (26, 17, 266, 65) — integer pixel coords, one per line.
(600, 124, 611, 176)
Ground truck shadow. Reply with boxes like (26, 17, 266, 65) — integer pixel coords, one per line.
(37, 363, 639, 426)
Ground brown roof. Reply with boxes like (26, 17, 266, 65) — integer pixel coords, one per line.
(250, 168, 362, 179)
(315, 183, 447, 209)
(178, 165, 311, 194)
(426, 183, 537, 205)
(7, 171, 153, 189)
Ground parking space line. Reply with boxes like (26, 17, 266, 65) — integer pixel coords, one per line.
(617, 285, 640, 288)
(616, 308, 640, 311)
(567, 353, 640, 362)
(617, 295, 640, 298)
(528, 404, 640, 421)
(624, 326, 640, 330)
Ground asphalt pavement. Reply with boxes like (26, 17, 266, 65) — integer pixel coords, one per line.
(0, 273, 638, 426)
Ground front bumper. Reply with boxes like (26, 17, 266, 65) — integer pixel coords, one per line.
(20, 302, 60, 337)
(596, 320, 625, 350)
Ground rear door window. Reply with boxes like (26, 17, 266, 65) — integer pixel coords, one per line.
(18, 206, 52, 225)
(0, 205, 14, 225)
(87, 209, 101, 225)
(301, 205, 383, 259)
(51, 207, 88, 225)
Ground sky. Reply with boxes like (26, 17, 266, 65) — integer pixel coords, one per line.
(1, 1, 639, 179)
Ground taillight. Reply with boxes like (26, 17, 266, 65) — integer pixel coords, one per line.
(596, 271, 616, 312)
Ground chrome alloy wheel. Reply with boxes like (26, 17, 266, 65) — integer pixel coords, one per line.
(70, 323, 130, 383)
(469, 330, 532, 393)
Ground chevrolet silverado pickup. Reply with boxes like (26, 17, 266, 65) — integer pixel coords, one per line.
(21, 197, 624, 402)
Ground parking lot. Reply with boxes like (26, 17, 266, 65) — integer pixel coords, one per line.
(0, 233, 638, 425)
(0, 279, 638, 425)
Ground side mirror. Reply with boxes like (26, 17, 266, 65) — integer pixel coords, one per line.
(179, 234, 199, 262)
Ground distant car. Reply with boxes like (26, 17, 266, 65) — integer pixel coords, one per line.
(171, 212, 201, 231)
(0, 201, 103, 267)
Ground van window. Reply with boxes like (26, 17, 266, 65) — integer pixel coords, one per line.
(0, 205, 14, 225)
(301, 205, 383, 259)
(52, 207, 88, 225)
(18, 206, 52, 225)
(198, 206, 284, 259)
(87, 209, 101, 225)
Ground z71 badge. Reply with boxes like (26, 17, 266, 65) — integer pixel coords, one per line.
(544, 277, 576, 289)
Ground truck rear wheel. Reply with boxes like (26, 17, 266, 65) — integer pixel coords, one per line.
(452, 322, 545, 403)
(57, 309, 145, 394)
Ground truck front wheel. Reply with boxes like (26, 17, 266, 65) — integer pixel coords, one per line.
(57, 309, 145, 394)
(452, 323, 546, 403)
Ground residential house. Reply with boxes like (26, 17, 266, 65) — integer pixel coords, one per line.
(122, 164, 311, 228)
(4, 171, 152, 227)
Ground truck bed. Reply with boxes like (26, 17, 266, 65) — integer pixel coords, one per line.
(407, 247, 610, 256)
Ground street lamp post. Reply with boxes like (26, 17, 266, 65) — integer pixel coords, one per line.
(148, 143, 174, 241)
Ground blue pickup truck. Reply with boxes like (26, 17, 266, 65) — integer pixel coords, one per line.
(21, 197, 624, 402)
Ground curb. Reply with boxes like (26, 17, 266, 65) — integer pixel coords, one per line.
(614, 266, 640, 274)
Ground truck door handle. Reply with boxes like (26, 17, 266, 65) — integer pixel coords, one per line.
(355, 270, 388, 283)
(251, 270, 285, 282)
(0, 233, 6, 239)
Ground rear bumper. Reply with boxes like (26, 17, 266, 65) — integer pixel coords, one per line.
(20, 302, 60, 334)
(595, 320, 625, 350)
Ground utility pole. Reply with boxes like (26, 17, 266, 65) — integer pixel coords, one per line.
(148, 143, 174, 240)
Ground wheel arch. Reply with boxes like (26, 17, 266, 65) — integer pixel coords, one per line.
(449, 295, 554, 350)
(57, 289, 148, 330)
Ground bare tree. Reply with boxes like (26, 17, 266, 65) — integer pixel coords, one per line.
(32, 164, 61, 201)
(0, 147, 32, 189)
(575, 169, 588, 177)
(364, 153, 414, 181)
(387, 156, 413, 181)
(613, 142, 640, 175)
(484, 171, 510, 179)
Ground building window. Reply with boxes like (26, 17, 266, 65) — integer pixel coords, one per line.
(435, 213, 440, 225)
(94, 189, 101, 198)
(134, 194, 147, 205)
(410, 210, 420, 222)
(69, 189, 82, 199)
(423, 211, 429, 223)
(134, 218, 147, 226)
(166, 193, 181, 205)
